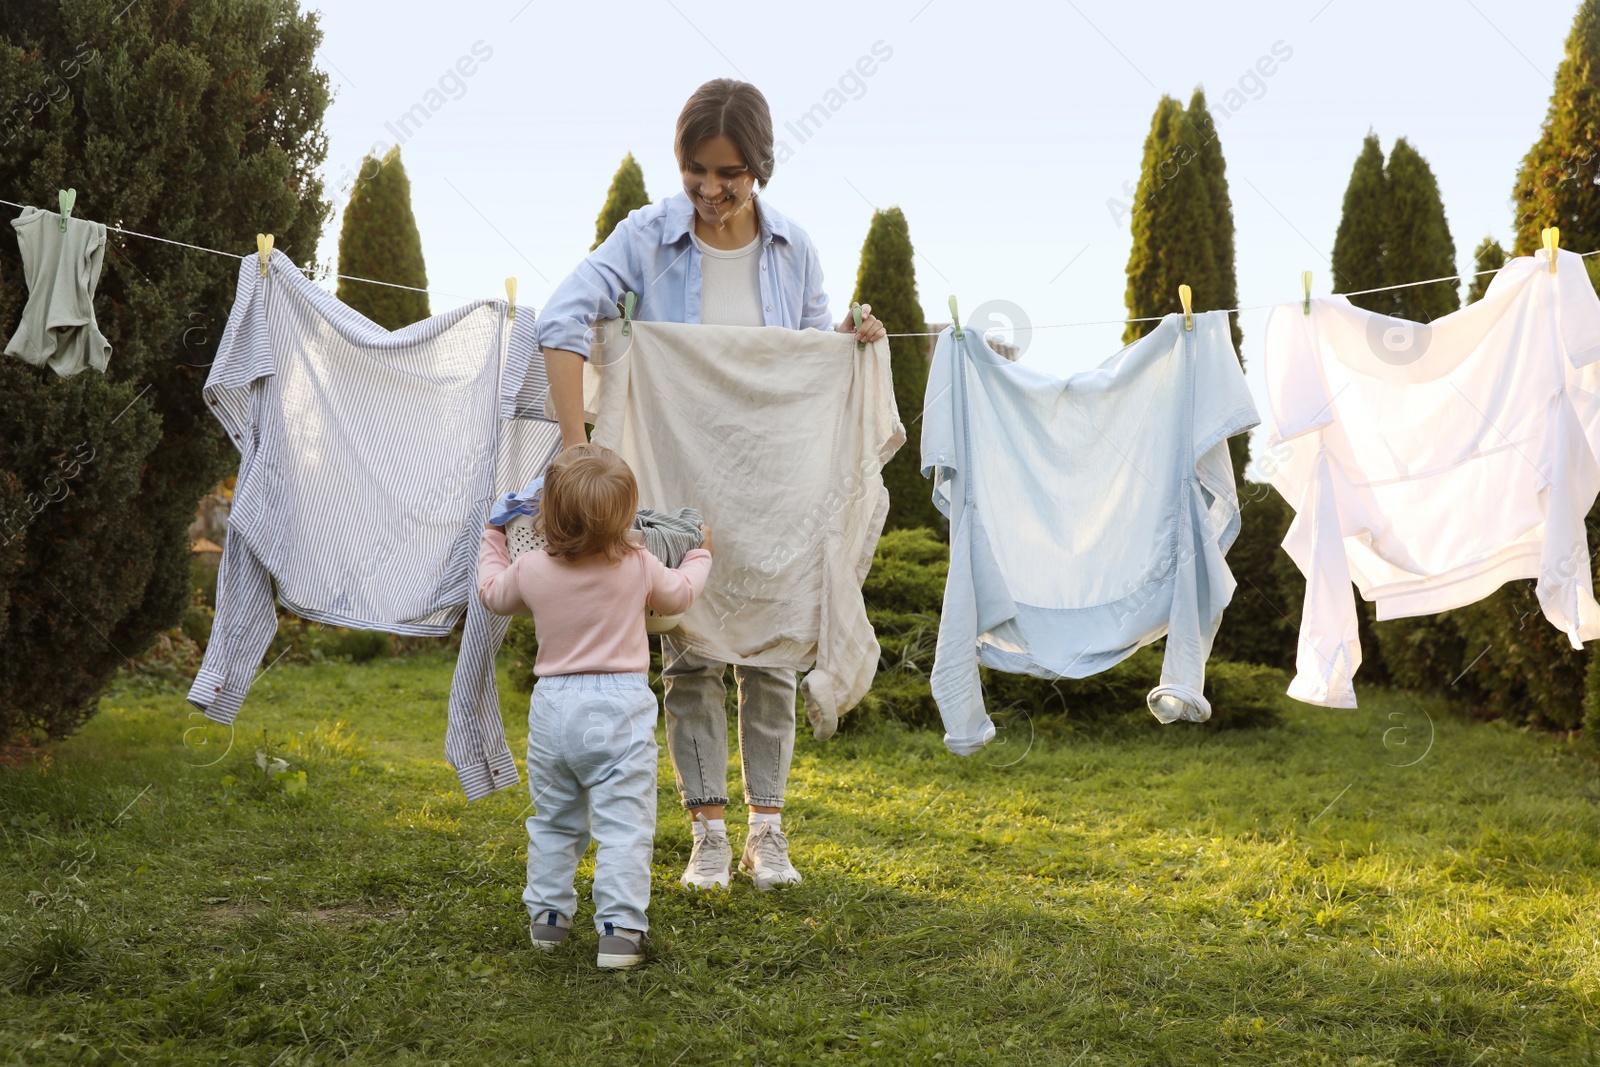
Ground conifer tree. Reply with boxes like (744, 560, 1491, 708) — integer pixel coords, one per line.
(1124, 96, 1219, 345)
(1124, 92, 1274, 665)
(1466, 237, 1506, 304)
(1188, 90, 1242, 359)
(593, 153, 649, 250)
(0, 0, 330, 741)
(1384, 138, 1458, 321)
(851, 207, 939, 532)
(336, 146, 430, 329)
(1123, 92, 1246, 481)
(1330, 133, 1389, 310)
(1511, 0, 1600, 261)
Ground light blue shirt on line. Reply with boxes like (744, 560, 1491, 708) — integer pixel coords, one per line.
(534, 191, 835, 356)
(921, 312, 1260, 754)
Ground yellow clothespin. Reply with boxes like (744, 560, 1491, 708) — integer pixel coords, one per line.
(255, 233, 274, 278)
(1543, 226, 1560, 275)
(1302, 271, 1313, 315)
(505, 277, 517, 320)
(1179, 284, 1193, 330)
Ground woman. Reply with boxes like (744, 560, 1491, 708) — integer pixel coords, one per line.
(537, 79, 885, 893)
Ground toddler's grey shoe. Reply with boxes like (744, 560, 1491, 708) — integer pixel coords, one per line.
(596, 924, 646, 969)
(528, 909, 569, 951)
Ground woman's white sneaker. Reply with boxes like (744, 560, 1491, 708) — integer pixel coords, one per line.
(740, 821, 802, 891)
(680, 816, 732, 890)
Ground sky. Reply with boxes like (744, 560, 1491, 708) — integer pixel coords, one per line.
(304, 0, 1582, 442)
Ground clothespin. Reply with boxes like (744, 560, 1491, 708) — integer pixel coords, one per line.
(620, 290, 637, 336)
(948, 295, 963, 341)
(851, 302, 864, 350)
(505, 277, 517, 320)
(1543, 226, 1560, 275)
(57, 189, 76, 232)
(1301, 271, 1313, 315)
(1179, 284, 1193, 330)
(255, 233, 273, 279)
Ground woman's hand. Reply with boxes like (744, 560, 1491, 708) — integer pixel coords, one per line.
(837, 302, 887, 344)
(699, 525, 714, 555)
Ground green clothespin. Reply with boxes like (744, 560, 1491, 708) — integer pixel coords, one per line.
(57, 188, 76, 233)
(948, 295, 963, 341)
(1301, 271, 1312, 315)
(851, 302, 864, 350)
(621, 291, 637, 336)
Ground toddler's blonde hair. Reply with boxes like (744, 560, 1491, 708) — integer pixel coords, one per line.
(538, 444, 639, 562)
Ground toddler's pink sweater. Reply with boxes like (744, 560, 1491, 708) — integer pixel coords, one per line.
(477, 529, 711, 676)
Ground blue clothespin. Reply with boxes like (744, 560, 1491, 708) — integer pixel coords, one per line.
(948, 295, 963, 341)
(57, 188, 75, 233)
(851, 302, 864, 350)
(621, 290, 637, 336)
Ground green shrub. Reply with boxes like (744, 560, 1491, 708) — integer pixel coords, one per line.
(1449, 582, 1586, 730)
(1371, 612, 1468, 693)
(505, 616, 539, 695)
(1201, 659, 1289, 729)
(264, 618, 393, 667)
(1212, 487, 1297, 671)
(326, 629, 391, 664)
(1585, 644, 1600, 740)
(0, 1, 331, 743)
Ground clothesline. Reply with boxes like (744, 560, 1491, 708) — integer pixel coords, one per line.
(5, 194, 1594, 335)
(0, 196, 456, 299)
(884, 255, 1600, 337)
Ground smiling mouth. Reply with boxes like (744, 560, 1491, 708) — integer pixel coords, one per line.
(699, 194, 733, 208)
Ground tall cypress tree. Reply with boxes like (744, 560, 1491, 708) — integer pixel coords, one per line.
(1331, 134, 1457, 320)
(336, 145, 429, 330)
(1188, 90, 1243, 359)
(1511, 0, 1600, 262)
(851, 207, 939, 532)
(1330, 133, 1389, 310)
(1384, 138, 1458, 321)
(0, 0, 330, 741)
(1124, 92, 1278, 666)
(1124, 95, 1219, 345)
(593, 153, 649, 250)
(1466, 237, 1506, 304)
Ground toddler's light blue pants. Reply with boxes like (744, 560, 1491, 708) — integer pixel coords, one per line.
(523, 672, 658, 934)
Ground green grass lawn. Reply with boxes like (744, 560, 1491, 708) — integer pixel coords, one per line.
(3, 652, 1599, 1065)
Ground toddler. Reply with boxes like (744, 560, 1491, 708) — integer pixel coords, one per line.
(478, 444, 712, 969)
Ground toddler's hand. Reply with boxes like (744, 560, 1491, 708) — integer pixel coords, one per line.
(699, 525, 714, 554)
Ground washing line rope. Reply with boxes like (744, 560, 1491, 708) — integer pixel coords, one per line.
(0, 195, 446, 298)
(4, 194, 1593, 333)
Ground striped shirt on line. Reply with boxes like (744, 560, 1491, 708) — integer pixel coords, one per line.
(186, 250, 560, 799)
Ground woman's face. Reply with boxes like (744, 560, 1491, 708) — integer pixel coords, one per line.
(682, 135, 757, 227)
